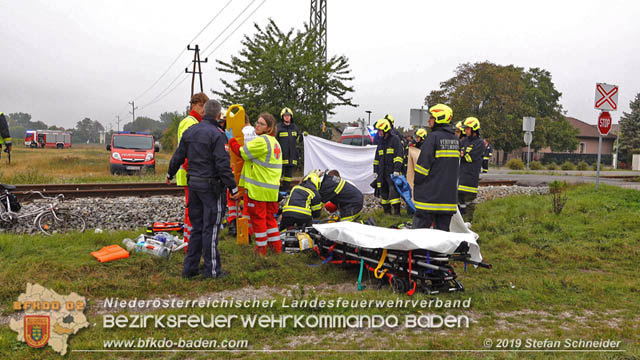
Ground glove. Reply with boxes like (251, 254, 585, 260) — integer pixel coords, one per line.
(393, 172, 400, 177)
(225, 129, 234, 140)
(303, 131, 309, 136)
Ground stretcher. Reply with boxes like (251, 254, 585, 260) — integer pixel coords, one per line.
(281, 211, 491, 295)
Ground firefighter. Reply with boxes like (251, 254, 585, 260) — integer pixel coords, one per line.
(482, 138, 493, 173)
(275, 107, 302, 192)
(228, 113, 283, 256)
(373, 118, 403, 215)
(458, 117, 485, 222)
(319, 170, 364, 221)
(175, 92, 209, 244)
(455, 121, 465, 140)
(0, 112, 12, 154)
(384, 114, 409, 174)
(166, 100, 238, 279)
(413, 128, 427, 149)
(279, 171, 323, 230)
(412, 104, 459, 231)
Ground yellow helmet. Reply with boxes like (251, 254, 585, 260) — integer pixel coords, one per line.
(280, 107, 293, 118)
(383, 114, 395, 126)
(455, 121, 464, 132)
(429, 104, 453, 124)
(303, 171, 321, 190)
(415, 128, 427, 139)
(374, 119, 392, 133)
(463, 117, 480, 131)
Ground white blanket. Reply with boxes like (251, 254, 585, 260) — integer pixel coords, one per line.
(303, 135, 377, 194)
(312, 215, 482, 263)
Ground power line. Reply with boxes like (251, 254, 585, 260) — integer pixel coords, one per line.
(203, 0, 267, 59)
(138, 0, 268, 112)
(200, 0, 259, 55)
(131, 0, 234, 102)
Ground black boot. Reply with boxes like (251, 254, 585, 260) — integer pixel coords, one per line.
(228, 219, 237, 236)
(392, 204, 401, 216)
(382, 204, 391, 214)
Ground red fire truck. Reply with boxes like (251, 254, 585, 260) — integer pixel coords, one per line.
(24, 130, 72, 148)
(107, 132, 159, 174)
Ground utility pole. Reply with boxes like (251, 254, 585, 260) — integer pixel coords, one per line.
(310, 0, 327, 122)
(185, 44, 208, 98)
(128, 101, 138, 123)
(115, 115, 121, 132)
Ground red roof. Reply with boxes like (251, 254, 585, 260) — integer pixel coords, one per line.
(566, 117, 617, 139)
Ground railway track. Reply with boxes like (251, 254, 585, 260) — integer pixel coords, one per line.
(12, 180, 518, 201)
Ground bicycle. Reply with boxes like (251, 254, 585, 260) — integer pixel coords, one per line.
(0, 184, 86, 235)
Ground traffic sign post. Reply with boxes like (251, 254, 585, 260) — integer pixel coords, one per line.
(522, 117, 535, 170)
(595, 111, 613, 190)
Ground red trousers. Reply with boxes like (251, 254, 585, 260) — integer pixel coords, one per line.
(247, 199, 281, 255)
(184, 187, 192, 243)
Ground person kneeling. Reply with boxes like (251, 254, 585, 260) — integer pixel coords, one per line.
(280, 171, 323, 230)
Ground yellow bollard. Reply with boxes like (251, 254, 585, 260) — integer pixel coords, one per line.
(236, 217, 249, 245)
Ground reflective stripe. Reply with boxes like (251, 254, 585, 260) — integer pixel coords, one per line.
(243, 137, 282, 169)
(393, 156, 403, 163)
(435, 150, 460, 158)
(373, 160, 379, 165)
(240, 175, 281, 190)
(389, 198, 401, 204)
(311, 203, 323, 211)
(334, 179, 345, 194)
(378, 150, 384, 155)
(263, 135, 272, 163)
(292, 160, 298, 165)
(267, 236, 280, 243)
(292, 131, 297, 136)
(414, 201, 457, 212)
(415, 164, 430, 176)
(464, 154, 472, 162)
(458, 185, 478, 193)
(386, 148, 394, 154)
(376, 182, 382, 188)
(255, 240, 267, 246)
(282, 176, 293, 181)
(381, 199, 391, 205)
(283, 159, 289, 164)
(340, 211, 361, 222)
(266, 228, 279, 234)
(255, 232, 267, 238)
(283, 205, 312, 216)
(483, 157, 490, 160)
(279, 132, 289, 137)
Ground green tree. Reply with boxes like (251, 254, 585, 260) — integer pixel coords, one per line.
(424, 62, 577, 154)
(74, 118, 104, 143)
(160, 111, 181, 126)
(123, 116, 164, 139)
(213, 19, 356, 135)
(618, 93, 640, 164)
(160, 111, 187, 152)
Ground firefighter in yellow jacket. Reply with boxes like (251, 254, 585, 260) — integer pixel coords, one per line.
(228, 113, 283, 255)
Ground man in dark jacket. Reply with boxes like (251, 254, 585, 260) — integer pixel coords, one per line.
(275, 107, 302, 192)
(413, 104, 460, 231)
(0, 112, 12, 153)
(482, 139, 493, 173)
(373, 118, 404, 215)
(320, 170, 364, 221)
(413, 128, 427, 149)
(384, 114, 409, 175)
(166, 100, 238, 279)
(458, 117, 485, 222)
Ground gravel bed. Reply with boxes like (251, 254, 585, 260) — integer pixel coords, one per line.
(2, 185, 548, 234)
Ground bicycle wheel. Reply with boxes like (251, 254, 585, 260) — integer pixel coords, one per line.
(37, 210, 86, 235)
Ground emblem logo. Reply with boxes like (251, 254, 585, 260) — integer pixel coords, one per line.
(24, 315, 50, 348)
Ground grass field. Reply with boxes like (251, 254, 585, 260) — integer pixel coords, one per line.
(0, 184, 638, 359)
(0, 144, 172, 184)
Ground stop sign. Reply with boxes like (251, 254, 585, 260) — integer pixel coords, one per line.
(598, 111, 612, 135)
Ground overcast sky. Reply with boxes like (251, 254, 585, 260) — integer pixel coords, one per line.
(1, 0, 638, 131)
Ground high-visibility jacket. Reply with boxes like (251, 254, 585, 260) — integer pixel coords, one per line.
(239, 134, 283, 202)
(373, 132, 403, 188)
(458, 135, 485, 194)
(175, 112, 201, 186)
(482, 141, 493, 173)
(413, 125, 460, 214)
(275, 121, 302, 167)
(0, 113, 11, 145)
(282, 180, 322, 218)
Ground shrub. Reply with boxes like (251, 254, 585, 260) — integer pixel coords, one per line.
(561, 161, 576, 170)
(506, 159, 525, 170)
(529, 161, 543, 170)
(546, 162, 559, 171)
(577, 161, 589, 170)
(548, 181, 568, 215)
